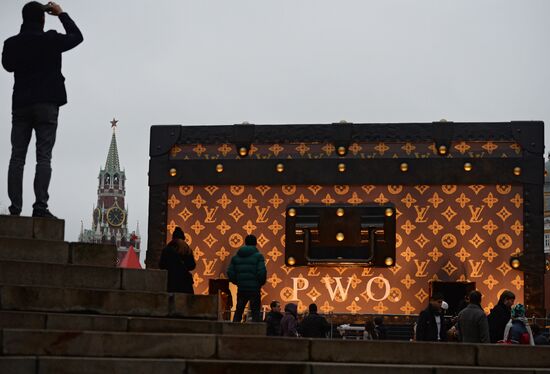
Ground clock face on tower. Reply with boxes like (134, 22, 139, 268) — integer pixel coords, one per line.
(107, 206, 125, 227)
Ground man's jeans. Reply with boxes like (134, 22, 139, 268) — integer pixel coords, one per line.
(233, 290, 261, 323)
(8, 103, 59, 215)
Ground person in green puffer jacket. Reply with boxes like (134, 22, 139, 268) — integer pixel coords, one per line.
(227, 235, 267, 322)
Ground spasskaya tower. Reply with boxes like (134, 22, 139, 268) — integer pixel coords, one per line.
(79, 119, 141, 264)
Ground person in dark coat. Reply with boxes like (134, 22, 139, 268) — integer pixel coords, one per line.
(227, 235, 267, 322)
(3, 2, 83, 218)
(416, 292, 446, 341)
(374, 316, 387, 340)
(532, 325, 549, 345)
(280, 303, 299, 337)
(265, 300, 283, 336)
(457, 290, 490, 343)
(159, 227, 196, 294)
(487, 290, 515, 343)
(364, 319, 379, 340)
(299, 303, 330, 338)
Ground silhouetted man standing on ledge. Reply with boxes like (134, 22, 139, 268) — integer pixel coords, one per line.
(2, 2, 83, 218)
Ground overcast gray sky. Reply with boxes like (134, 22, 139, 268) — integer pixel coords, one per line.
(1, 0, 549, 265)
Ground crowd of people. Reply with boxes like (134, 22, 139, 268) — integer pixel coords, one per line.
(415, 290, 549, 345)
(158, 226, 547, 345)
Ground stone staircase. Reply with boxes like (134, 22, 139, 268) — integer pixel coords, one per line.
(1, 215, 549, 374)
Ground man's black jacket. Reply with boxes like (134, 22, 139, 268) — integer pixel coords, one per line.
(416, 304, 446, 341)
(2, 13, 83, 109)
(487, 302, 511, 343)
(299, 312, 330, 338)
(265, 311, 283, 336)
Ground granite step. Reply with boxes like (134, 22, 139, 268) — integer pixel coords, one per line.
(0, 237, 118, 267)
(0, 237, 69, 264)
(0, 310, 266, 336)
(2, 358, 549, 374)
(0, 259, 166, 292)
(0, 214, 64, 241)
(3, 328, 550, 368)
(0, 285, 217, 319)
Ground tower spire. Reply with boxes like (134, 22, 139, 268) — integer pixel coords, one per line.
(105, 118, 121, 172)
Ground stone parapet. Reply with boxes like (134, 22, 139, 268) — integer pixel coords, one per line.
(0, 215, 64, 241)
(0, 259, 167, 292)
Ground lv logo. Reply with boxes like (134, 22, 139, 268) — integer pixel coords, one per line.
(469, 260, 485, 278)
(414, 259, 430, 277)
(203, 206, 219, 223)
(468, 205, 485, 223)
(255, 206, 271, 223)
(202, 258, 218, 276)
(414, 205, 430, 223)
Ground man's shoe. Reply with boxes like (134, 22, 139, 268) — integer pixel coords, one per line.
(8, 207, 21, 216)
(32, 209, 58, 219)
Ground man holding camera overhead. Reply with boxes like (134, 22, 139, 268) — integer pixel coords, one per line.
(2, 2, 83, 218)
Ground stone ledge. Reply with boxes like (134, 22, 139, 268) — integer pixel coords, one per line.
(0, 285, 170, 317)
(33, 217, 64, 241)
(0, 311, 267, 336)
(220, 321, 267, 336)
(217, 335, 310, 361)
(0, 310, 46, 329)
(0, 357, 37, 374)
(69, 242, 117, 267)
(310, 339, 477, 366)
(46, 313, 128, 332)
(0, 260, 121, 290)
(39, 357, 187, 374)
(0, 259, 167, 293)
(170, 293, 218, 319)
(121, 268, 167, 292)
(2, 329, 216, 359)
(477, 344, 550, 368)
(435, 366, 540, 374)
(186, 359, 310, 374)
(127, 316, 217, 334)
(0, 215, 64, 241)
(0, 237, 69, 264)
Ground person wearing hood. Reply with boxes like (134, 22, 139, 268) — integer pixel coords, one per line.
(227, 235, 267, 322)
(488, 290, 515, 343)
(159, 227, 196, 293)
(281, 303, 299, 337)
(503, 304, 535, 345)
